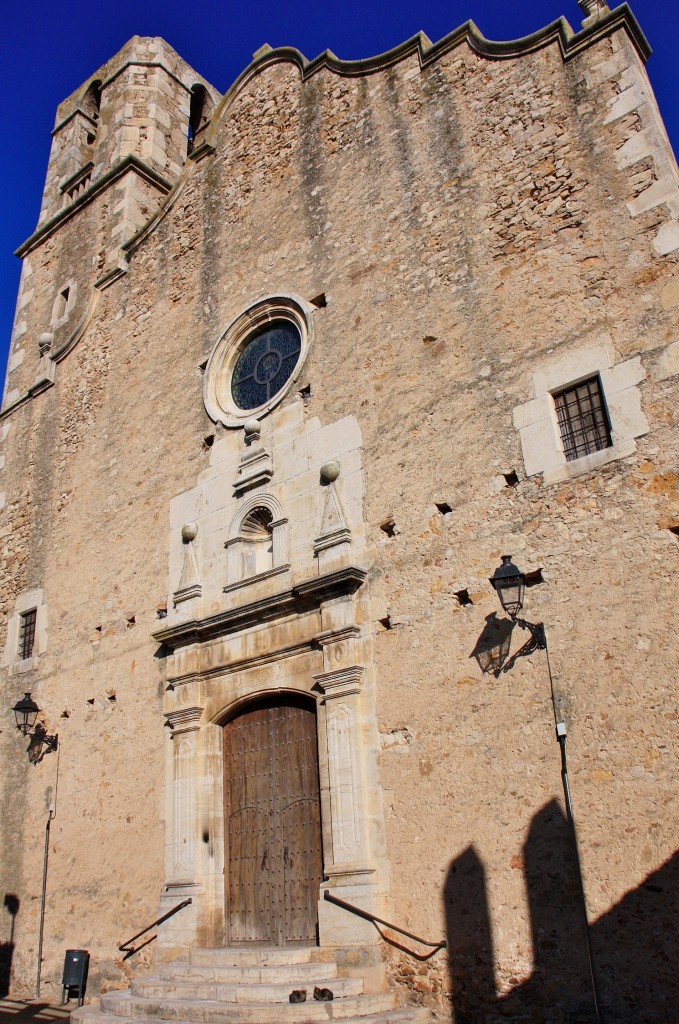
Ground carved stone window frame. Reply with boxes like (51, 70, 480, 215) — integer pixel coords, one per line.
(2, 588, 48, 674)
(513, 340, 649, 484)
(204, 295, 313, 428)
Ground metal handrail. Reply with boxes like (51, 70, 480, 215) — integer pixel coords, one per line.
(118, 898, 192, 959)
(323, 891, 446, 961)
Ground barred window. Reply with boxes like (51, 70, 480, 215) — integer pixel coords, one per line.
(19, 609, 37, 660)
(554, 376, 612, 462)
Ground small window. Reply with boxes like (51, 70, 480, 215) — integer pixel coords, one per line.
(53, 286, 71, 323)
(553, 376, 612, 462)
(19, 609, 37, 661)
(187, 84, 213, 156)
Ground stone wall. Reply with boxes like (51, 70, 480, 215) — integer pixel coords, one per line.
(0, 10, 676, 1022)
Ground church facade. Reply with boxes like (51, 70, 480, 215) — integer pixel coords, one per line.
(0, 4, 676, 1022)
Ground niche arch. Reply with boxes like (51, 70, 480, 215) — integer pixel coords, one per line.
(82, 79, 102, 122)
(224, 493, 289, 589)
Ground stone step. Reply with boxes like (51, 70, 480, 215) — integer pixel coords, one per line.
(158, 961, 339, 984)
(188, 948, 336, 968)
(98, 990, 396, 1022)
(74, 1010, 428, 1024)
(131, 977, 363, 1002)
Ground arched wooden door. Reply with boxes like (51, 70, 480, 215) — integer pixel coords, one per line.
(223, 695, 323, 945)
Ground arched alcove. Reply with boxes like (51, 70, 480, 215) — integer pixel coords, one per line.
(224, 494, 289, 588)
(240, 506, 273, 577)
(82, 80, 102, 122)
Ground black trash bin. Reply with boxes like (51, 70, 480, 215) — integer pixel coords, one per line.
(62, 949, 89, 1006)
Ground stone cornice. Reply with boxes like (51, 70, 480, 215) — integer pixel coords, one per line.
(121, 6, 649, 263)
(205, 5, 650, 134)
(210, 5, 649, 103)
(164, 705, 204, 733)
(153, 565, 367, 652)
(52, 108, 98, 137)
(15, 154, 172, 257)
(314, 665, 365, 698)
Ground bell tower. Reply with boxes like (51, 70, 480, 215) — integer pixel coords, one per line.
(2, 37, 220, 412)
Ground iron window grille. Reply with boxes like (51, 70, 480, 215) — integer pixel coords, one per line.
(19, 609, 37, 660)
(554, 376, 612, 462)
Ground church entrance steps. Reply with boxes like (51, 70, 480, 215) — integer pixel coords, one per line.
(187, 948, 338, 967)
(158, 961, 341, 984)
(74, 1012, 429, 1024)
(98, 991, 395, 1020)
(130, 976, 365, 1002)
(70, 947, 431, 1024)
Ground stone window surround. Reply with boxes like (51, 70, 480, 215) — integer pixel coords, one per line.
(50, 278, 77, 328)
(203, 294, 313, 428)
(2, 588, 48, 673)
(513, 340, 649, 484)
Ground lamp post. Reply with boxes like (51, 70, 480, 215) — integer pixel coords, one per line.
(9, 694, 59, 998)
(488, 557, 602, 1024)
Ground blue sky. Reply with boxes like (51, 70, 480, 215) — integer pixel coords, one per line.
(0, 0, 676, 381)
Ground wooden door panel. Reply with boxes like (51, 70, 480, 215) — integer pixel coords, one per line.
(283, 796, 322, 942)
(224, 696, 322, 945)
(227, 807, 272, 942)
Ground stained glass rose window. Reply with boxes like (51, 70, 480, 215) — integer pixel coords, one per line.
(231, 320, 302, 411)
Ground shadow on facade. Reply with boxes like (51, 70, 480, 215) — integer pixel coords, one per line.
(444, 801, 678, 1023)
(0, 896, 19, 999)
(0, 1003, 71, 1023)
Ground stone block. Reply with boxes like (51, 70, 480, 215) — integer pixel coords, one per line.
(652, 340, 679, 381)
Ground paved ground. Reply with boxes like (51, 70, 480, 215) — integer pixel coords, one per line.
(0, 1001, 73, 1024)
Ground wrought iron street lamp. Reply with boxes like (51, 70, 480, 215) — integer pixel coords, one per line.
(12, 692, 40, 735)
(487, 557, 547, 673)
(486, 556, 602, 1024)
(11, 693, 58, 763)
(489, 554, 525, 618)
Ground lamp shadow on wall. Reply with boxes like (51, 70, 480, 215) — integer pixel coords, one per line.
(0, 895, 19, 998)
(444, 801, 678, 1023)
(470, 613, 515, 676)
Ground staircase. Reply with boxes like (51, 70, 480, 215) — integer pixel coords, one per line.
(71, 946, 431, 1024)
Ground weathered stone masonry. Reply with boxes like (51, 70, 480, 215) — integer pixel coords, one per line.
(0, 7, 677, 1023)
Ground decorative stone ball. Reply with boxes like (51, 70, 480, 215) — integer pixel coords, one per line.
(320, 460, 340, 483)
(243, 418, 261, 437)
(38, 332, 53, 355)
(181, 522, 198, 543)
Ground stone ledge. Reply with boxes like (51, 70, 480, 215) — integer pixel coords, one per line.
(154, 565, 367, 651)
(15, 154, 173, 257)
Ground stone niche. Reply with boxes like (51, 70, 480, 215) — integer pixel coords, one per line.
(153, 398, 389, 951)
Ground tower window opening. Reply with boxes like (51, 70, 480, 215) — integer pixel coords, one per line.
(188, 85, 213, 155)
(82, 80, 102, 123)
(54, 287, 70, 321)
